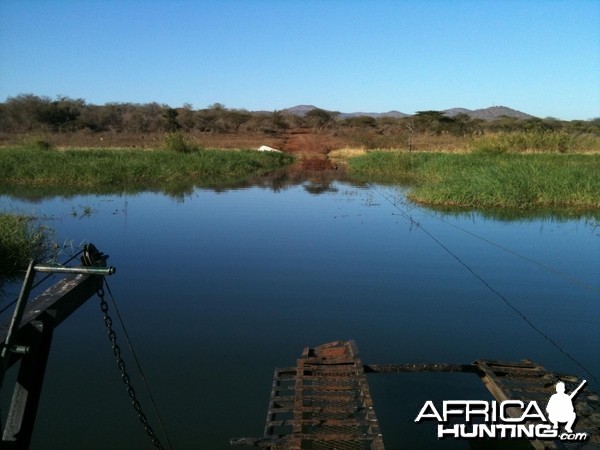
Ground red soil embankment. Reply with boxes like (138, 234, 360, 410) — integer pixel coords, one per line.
(279, 130, 347, 170)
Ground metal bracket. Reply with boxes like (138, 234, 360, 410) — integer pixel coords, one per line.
(0, 244, 116, 448)
(34, 264, 116, 276)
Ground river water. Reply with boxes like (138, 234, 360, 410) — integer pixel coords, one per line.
(1, 179, 598, 449)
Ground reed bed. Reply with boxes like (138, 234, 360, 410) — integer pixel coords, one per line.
(348, 151, 600, 213)
(0, 213, 50, 282)
(470, 132, 600, 154)
(0, 146, 293, 191)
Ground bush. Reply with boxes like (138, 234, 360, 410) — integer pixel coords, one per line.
(21, 135, 54, 151)
(163, 132, 199, 153)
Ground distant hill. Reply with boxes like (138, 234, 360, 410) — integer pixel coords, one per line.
(280, 104, 534, 120)
(283, 105, 409, 119)
(282, 105, 319, 116)
(442, 108, 473, 117)
(339, 110, 408, 119)
(443, 106, 534, 120)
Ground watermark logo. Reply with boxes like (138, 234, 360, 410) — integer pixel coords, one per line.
(414, 379, 588, 442)
(547, 380, 583, 433)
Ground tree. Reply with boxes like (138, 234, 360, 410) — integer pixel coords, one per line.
(121, 102, 166, 133)
(196, 104, 251, 133)
(201, 103, 227, 132)
(404, 118, 415, 151)
(487, 116, 524, 133)
(343, 115, 377, 129)
(163, 107, 181, 132)
(79, 103, 126, 132)
(224, 109, 251, 132)
(413, 110, 446, 134)
(36, 96, 85, 132)
(177, 104, 196, 131)
(1, 94, 51, 131)
(305, 108, 338, 130)
(446, 113, 475, 136)
(271, 110, 289, 133)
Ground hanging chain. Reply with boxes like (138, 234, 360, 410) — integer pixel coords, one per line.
(97, 284, 165, 449)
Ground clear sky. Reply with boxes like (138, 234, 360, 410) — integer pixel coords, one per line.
(1, 0, 599, 120)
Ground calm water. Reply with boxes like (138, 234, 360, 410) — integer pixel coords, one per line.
(1, 181, 598, 450)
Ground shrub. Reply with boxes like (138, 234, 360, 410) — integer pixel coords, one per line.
(21, 135, 54, 151)
(163, 132, 199, 153)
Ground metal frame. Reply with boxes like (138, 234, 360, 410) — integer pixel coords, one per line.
(0, 259, 114, 449)
(233, 341, 600, 450)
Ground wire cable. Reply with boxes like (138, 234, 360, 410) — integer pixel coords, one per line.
(380, 186, 599, 294)
(370, 185, 599, 385)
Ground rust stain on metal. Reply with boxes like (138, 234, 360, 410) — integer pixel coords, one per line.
(233, 340, 384, 449)
(232, 342, 600, 449)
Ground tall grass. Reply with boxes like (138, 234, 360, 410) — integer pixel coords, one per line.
(0, 147, 293, 193)
(0, 213, 50, 282)
(470, 132, 600, 154)
(348, 151, 600, 214)
(163, 132, 200, 153)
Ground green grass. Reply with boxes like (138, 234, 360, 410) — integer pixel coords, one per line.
(348, 151, 600, 214)
(0, 146, 293, 195)
(470, 131, 600, 154)
(0, 213, 50, 282)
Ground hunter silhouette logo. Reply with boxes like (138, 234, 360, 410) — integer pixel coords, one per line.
(414, 378, 590, 442)
(546, 379, 586, 433)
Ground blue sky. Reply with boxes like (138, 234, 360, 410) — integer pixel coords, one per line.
(1, 0, 598, 120)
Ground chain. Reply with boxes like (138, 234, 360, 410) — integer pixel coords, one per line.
(97, 285, 165, 449)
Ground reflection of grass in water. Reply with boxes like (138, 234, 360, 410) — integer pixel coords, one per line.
(0, 147, 294, 196)
(348, 151, 600, 216)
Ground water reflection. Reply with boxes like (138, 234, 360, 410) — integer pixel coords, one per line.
(0, 165, 353, 201)
(0, 177, 598, 449)
(3, 165, 597, 223)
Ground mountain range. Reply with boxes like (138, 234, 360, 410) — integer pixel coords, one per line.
(281, 104, 534, 120)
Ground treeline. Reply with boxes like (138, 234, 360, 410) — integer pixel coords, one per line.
(1, 93, 599, 137)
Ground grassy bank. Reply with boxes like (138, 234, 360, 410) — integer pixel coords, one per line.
(348, 151, 600, 214)
(470, 132, 600, 154)
(0, 146, 293, 193)
(0, 213, 50, 283)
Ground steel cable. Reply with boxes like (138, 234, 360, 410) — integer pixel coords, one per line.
(370, 185, 599, 385)
(379, 186, 599, 294)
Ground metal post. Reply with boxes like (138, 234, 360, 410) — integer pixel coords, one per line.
(0, 260, 37, 382)
(2, 315, 55, 448)
(0, 247, 116, 449)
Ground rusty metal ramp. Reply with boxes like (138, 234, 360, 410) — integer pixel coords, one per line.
(232, 342, 600, 450)
(231, 340, 385, 450)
